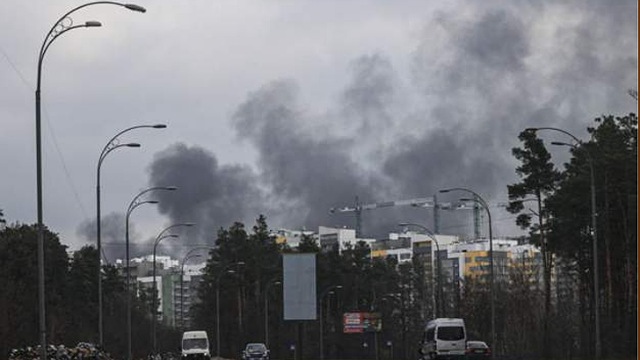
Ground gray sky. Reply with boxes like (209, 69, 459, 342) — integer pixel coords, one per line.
(1, 0, 636, 260)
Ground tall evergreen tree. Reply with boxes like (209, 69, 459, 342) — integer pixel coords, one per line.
(546, 113, 637, 358)
(507, 129, 562, 358)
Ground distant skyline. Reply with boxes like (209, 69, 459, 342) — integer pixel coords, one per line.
(1, 1, 636, 260)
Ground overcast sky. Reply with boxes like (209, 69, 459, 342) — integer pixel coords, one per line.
(1, 0, 636, 261)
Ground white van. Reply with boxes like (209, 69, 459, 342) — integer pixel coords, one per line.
(182, 331, 210, 360)
(419, 318, 466, 360)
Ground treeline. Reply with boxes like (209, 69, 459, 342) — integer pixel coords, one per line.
(0, 224, 182, 360)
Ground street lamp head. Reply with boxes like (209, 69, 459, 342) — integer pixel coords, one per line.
(168, 234, 179, 239)
(147, 200, 159, 204)
(525, 127, 539, 133)
(439, 189, 451, 193)
(336, 285, 343, 289)
(237, 261, 246, 266)
(125, 143, 141, 148)
(459, 197, 473, 202)
(124, 4, 147, 13)
(164, 186, 178, 191)
(398, 222, 411, 227)
(551, 141, 572, 147)
(84, 21, 102, 27)
(226, 269, 236, 274)
(152, 124, 167, 129)
(274, 281, 282, 285)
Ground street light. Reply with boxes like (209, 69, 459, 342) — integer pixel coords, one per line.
(97, 124, 165, 346)
(529, 126, 600, 359)
(264, 279, 281, 349)
(180, 253, 203, 329)
(398, 223, 442, 318)
(380, 293, 406, 360)
(178, 246, 213, 330)
(35, 2, 145, 356)
(151, 223, 194, 352)
(319, 285, 342, 360)
(439, 188, 494, 356)
(125, 186, 176, 360)
(216, 261, 245, 357)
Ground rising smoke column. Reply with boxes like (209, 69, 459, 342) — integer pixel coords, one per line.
(233, 79, 388, 232)
(76, 212, 150, 263)
(384, 3, 636, 236)
(147, 143, 265, 253)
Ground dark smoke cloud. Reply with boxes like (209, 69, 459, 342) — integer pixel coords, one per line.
(76, 212, 149, 263)
(233, 80, 386, 231)
(143, 1, 636, 243)
(341, 54, 397, 135)
(147, 143, 265, 254)
(460, 10, 529, 72)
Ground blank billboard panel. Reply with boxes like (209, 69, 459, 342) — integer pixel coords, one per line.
(283, 253, 317, 320)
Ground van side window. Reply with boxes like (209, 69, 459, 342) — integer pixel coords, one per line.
(426, 328, 435, 341)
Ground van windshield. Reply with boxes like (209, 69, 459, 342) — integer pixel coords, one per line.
(437, 326, 464, 340)
(183, 338, 208, 350)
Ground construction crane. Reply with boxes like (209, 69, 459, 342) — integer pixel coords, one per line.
(329, 195, 473, 238)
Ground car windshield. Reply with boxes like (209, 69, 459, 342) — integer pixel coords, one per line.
(437, 326, 465, 341)
(183, 338, 208, 350)
(246, 344, 266, 352)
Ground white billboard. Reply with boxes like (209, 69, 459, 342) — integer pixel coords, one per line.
(283, 253, 317, 320)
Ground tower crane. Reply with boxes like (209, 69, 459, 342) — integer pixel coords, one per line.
(329, 195, 473, 238)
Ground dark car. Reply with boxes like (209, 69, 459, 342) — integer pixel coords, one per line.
(242, 343, 269, 360)
(465, 341, 490, 359)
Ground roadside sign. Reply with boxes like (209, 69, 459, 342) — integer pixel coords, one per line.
(343, 312, 382, 333)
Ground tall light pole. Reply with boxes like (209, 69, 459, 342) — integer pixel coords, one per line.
(381, 293, 406, 360)
(529, 126, 600, 359)
(398, 223, 442, 318)
(264, 279, 281, 349)
(35, 2, 145, 356)
(178, 246, 213, 330)
(216, 261, 245, 357)
(152, 233, 178, 337)
(180, 253, 203, 329)
(152, 223, 194, 353)
(126, 186, 176, 360)
(97, 124, 165, 347)
(319, 285, 342, 360)
(439, 188, 494, 357)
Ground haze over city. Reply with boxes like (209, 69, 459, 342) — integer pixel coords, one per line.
(1, 0, 636, 262)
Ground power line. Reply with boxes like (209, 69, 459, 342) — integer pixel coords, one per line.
(0, 42, 89, 219)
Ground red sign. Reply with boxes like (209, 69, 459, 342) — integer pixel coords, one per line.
(343, 312, 382, 333)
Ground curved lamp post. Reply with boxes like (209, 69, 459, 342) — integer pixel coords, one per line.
(381, 293, 406, 360)
(178, 246, 212, 330)
(180, 253, 203, 329)
(152, 223, 194, 352)
(398, 223, 442, 318)
(264, 279, 281, 349)
(319, 285, 342, 360)
(35, 2, 145, 355)
(126, 186, 176, 360)
(528, 126, 600, 359)
(97, 124, 165, 346)
(216, 261, 245, 357)
(439, 188, 494, 356)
